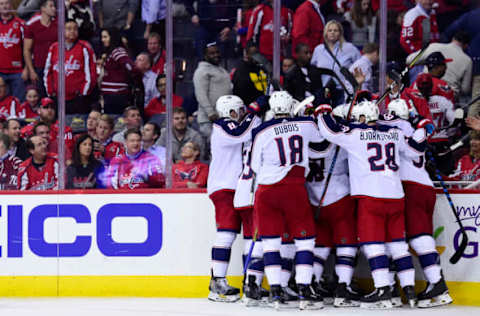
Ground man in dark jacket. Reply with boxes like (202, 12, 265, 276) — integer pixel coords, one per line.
(232, 43, 267, 105)
(284, 43, 324, 102)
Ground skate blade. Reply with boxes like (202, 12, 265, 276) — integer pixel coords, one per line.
(299, 300, 324, 310)
(269, 301, 290, 310)
(360, 300, 393, 309)
(391, 297, 403, 307)
(408, 299, 417, 308)
(241, 296, 261, 307)
(334, 297, 360, 307)
(208, 292, 240, 303)
(417, 294, 453, 308)
(323, 297, 334, 305)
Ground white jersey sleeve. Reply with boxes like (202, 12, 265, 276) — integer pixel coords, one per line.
(233, 141, 256, 209)
(250, 116, 324, 185)
(428, 95, 455, 141)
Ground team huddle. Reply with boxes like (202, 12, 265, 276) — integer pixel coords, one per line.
(205, 89, 453, 310)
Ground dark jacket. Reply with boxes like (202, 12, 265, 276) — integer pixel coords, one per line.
(13, 138, 29, 161)
(284, 64, 324, 102)
(232, 61, 267, 105)
(66, 160, 103, 189)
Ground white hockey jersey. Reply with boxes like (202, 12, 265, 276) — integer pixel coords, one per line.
(233, 141, 255, 209)
(379, 116, 433, 187)
(428, 95, 455, 142)
(306, 141, 350, 207)
(250, 116, 323, 185)
(317, 114, 427, 199)
(207, 113, 261, 195)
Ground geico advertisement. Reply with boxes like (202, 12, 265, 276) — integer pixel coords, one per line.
(434, 193, 480, 282)
(0, 193, 244, 276)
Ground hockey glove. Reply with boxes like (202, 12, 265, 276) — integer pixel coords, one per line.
(313, 104, 333, 117)
(416, 118, 435, 135)
(247, 95, 270, 114)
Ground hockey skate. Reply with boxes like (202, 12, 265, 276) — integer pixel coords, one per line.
(268, 285, 289, 310)
(360, 286, 393, 309)
(311, 277, 334, 305)
(297, 284, 324, 310)
(280, 285, 300, 308)
(403, 285, 417, 308)
(333, 282, 360, 307)
(241, 275, 263, 307)
(207, 276, 240, 302)
(417, 278, 453, 308)
(391, 285, 402, 307)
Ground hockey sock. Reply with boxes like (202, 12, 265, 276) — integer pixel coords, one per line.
(335, 246, 357, 285)
(386, 241, 415, 287)
(294, 238, 315, 285)
(410, 235, 442, 284)
(313, 247, 331, 282)
(362, 243, 390, 288)
(280, 242, 295, 287)
(263, 237, 282, 286)
(385, 246, 396, 286)
(246, 240, 264, 286)
(211, 231, 236, 278)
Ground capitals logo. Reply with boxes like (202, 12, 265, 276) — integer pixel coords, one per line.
(0, 28, 20, 49)
(53, 55, 81, 76)
(175, 167, 198, 181)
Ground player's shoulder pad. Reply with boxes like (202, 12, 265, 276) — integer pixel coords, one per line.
(252, 116, 315, 140)
(215, 114, 255, 137)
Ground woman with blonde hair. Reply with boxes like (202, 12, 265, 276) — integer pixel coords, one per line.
(311, 20, 361, 104)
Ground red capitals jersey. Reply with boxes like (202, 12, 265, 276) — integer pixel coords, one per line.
(145, 94, 183, 119)
(151, 50, 165, 74)
(0, 16, 24, 73)
(412, 76, 455, 103)
(291, 0, 324, 58)
(108, 150, 165, 189)
(172, 160, 209, 188)
(21, 120, 74, 159)
(450, 154, 480, 181)
(94, 138, 125, 164)
(385, 88, 433, 121)
(16, 101, 39, 121)
(17, 153, 58, 190)
(0, 154, 22, 190)
(44, 40, 97, 101)
(101, 47, 134, 95)
(247, 2, 292, 61)
(0, 95, 20, 121)
(400, 4, 439, 54)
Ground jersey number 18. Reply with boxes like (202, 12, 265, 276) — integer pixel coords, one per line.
(275, 135, 303, 166)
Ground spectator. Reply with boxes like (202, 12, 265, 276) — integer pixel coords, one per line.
(99, 27, 137, 115)
(449, 131, 480, 181)
(66, 134, 103, 189)
(108, 128, 165, 189)
(142, 0, 166, 40)
(410, 52, 455, 103)
(4, 118, 28, 160)
(349, 42, 379, 92)
(0, 77, 20, 121)
(85, 109, 101, 139)
(284, 43, 324, 102)
(17, 85, 40, 122)
(157, 107, 205, 163)
(311, 20, 362, 103)
(193, 43, 232, 139)
(386, 9, 408, 64)
(247, 0, 293, 61)
(344, 0, 377, 49)
(23, 0, 57, 97)
(97, 0, 138, 31)
(0, 132, 21, 190)
(0, 0, 26, 101)
(17, 135, 58, 190)
(147, 32, 166, 74)
(145, 74, 183, 120)
(407, 32, 472, 99)
(93, 114, 124, 164)
(44, 19, 97, 114)
(281, 57, 295, 74)
(142, 121, 166, 170)
(291, 0, 325, 58)
(112, 106, 142, 144)
(172, 141, 209, 188)
(400, 0, 439, 54)
(66, 0, 95, 41)
(231, 43, 267, 105)
(135, 52, 159, 108)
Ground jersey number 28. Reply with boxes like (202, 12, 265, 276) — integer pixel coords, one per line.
(275, 135, 303, 166)
(367, 142, 399, 171)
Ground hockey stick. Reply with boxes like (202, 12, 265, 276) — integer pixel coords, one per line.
(427, 151, 469, 264)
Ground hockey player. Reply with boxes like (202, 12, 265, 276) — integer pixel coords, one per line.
(207, 95, 264, 302)
(316, 101, 428, 309)
(383, 99, 453, 308)
(250, 91, 323, 310)
(306, 105, 360, 308)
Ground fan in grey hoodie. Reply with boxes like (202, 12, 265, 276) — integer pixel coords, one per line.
(193, 43, 232, 139)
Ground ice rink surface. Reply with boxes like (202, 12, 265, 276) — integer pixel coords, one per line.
(0, 298, 479, 316)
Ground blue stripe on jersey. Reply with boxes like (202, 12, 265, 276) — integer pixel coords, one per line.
(295, 250, 313, 265)
(309, 139, 331, 153)
(368, 255, 389, 271)
(408, 137, 426, 153)
(251, 116, 316, 140)
(214, 113, 256, 137)
(393, 256, 414, 272)
(320, 114, 343, 133)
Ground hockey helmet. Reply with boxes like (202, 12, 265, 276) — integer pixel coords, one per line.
(332, 104, 348, 119)
(351, 101, 379, 123)
(387, 98, 409, 120)
(269, 91, 294, 116)
(216, 95, 245, 122)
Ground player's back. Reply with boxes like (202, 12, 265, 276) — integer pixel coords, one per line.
(428, 95, 455, 142)
(251, 116, 322, 185)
